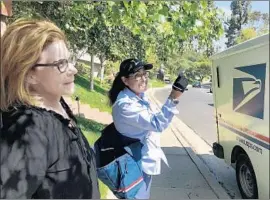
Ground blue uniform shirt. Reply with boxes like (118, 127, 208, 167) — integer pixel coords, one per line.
(112, 88, 179, 175)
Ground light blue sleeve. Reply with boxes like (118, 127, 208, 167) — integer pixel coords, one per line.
(117, 98, 179, 133)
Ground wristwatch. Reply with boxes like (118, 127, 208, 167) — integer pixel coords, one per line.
(168, 96, 180, 105)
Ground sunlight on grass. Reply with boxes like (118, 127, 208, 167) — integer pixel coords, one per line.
(72, 75, 112, 113)
(149, 79, 166, 88)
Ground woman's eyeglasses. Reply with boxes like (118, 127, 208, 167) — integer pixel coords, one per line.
(33, 59, 76, 73)
(129, 71, 150, 81)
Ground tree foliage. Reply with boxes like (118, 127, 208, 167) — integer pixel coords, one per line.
(247, 11, 269, 35)
(163, 51, 211, 83)
(9, 1, 224, 88)
(225, 0, 251, 47)
(233, 10, 269, 45)
(236, 27, 257, 44)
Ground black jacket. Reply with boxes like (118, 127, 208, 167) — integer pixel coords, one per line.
(0, 99, 100, 199)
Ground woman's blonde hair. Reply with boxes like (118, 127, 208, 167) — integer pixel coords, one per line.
(0, 18, 67, 111)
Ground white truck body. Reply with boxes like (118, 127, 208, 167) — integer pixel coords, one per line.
(211, 34, 269, 199)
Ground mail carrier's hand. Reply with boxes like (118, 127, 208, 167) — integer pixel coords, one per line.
(170, 73, 189, 99)
(172, 73, 188, 92)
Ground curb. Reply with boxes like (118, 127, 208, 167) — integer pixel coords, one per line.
(147, 87, 231, 199)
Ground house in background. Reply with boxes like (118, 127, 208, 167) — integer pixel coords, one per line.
(77, 53, 106, 78)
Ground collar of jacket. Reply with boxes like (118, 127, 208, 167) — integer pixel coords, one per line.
(122, 88, 147, 103)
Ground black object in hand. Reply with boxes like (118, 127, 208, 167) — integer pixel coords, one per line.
(172, 74, 188, 92)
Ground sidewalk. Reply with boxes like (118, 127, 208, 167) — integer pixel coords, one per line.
(149, 128, 219, 199)
(147, 88, 230, 199)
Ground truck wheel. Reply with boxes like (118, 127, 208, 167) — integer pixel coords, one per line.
(236, 154, 258, 199)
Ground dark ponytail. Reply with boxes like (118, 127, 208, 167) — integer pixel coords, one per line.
(108, 73, 126, 106)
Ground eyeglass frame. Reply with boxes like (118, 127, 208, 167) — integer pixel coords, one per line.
(32, 58, 75, 73)
(128, 70, 150, 81)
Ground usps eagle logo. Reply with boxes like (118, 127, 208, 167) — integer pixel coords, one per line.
(233, 63, 266, 119)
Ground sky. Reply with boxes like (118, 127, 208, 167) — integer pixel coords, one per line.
(215, 1, 269, 16)
(214, 1, 269, 51)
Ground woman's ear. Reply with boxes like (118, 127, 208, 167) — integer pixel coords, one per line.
(121, 77, 129, 86)
(25, 70, 38, 85)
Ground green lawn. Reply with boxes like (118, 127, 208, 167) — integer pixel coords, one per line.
(149, 79, 166, 88)
(72, 75, 112, 113)
(76, 116, 109, 199)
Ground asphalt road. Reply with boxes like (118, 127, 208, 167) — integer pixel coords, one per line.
(154, 84, 217, 146)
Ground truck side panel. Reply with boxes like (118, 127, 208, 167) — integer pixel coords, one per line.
(212, 43, 269, 199)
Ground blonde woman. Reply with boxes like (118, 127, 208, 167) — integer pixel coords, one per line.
(0, 19, 100, 199)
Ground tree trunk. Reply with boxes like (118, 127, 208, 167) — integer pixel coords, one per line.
(90, 54, 94, 91)
(99, 56, 105, 83)
(200, 76, 204, 83)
